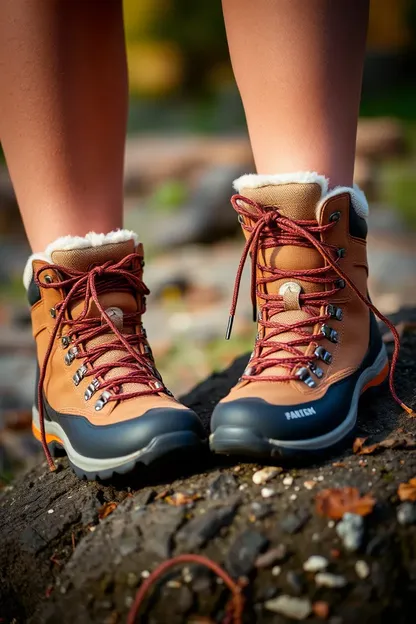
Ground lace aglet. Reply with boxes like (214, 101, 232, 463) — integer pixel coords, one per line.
(401, 402, 414, 416)
(225, 315, 234, 340)
(48, 458, 57, 472)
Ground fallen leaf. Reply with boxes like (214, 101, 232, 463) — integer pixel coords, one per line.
(332, 462, 346, 468)
(315, 487, 376, 519)
(382, 321, 416, 344)
(165, 492, 201, 506)
(313, 601, 330, 619)
(353, 437, 367, 454)
(353, 433, 416, 456)
(398, 477, 416, 502)
(98, 501, 118, 519)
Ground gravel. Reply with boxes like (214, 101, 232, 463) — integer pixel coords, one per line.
(336, 512, 365, 552)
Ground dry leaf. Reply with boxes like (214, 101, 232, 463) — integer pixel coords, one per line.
(165, 492, 201, 506)
(398, 477, 416, 502)
(98, 501, 118, 519)
(315, 487, 376, 520)
(332, 462, 346, 468)
(353, 433, 416, 456)
(382, 321, 416, 344)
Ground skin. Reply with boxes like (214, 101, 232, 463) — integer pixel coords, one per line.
(222, 0, 370, 188)
(0, 0, 127, 251)
(0, 1, 369, 251)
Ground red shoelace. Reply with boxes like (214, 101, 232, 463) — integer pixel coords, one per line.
(35, 253, 167, 470)
(127, 553, 246, 624)
(226, 194, 413, 415)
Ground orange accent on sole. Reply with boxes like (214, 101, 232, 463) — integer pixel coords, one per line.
(361, 362, 389, 394)
(32, 422, 64, 447)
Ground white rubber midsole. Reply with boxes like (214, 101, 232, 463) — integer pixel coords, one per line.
(32, 406, 152, 472)
(268, 344, 388, 451)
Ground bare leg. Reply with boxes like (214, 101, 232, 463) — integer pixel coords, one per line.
(0, 0, 127, 251)
(222, 0, 369, 187)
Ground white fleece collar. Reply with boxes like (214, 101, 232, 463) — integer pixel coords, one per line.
(233, 171, 369, 220)
(23, 229, 139, 290)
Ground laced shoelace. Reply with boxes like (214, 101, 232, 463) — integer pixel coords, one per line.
(226, 194, 413, 415)
(35, 252, 167, 470)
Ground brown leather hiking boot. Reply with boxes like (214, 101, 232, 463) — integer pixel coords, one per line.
(210, 173, 412, 460)
(24, 230, 205, 479)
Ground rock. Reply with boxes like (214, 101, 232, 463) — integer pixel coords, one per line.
(227, 530, 269, 578)
(261, 487, 275, 499)
(283, 476, 294, 487)
(397, 502, 416, 525)
(272, 565, 282, 577)
(137, 504, 185, 559)
(265, 595, 312, 620)
(303, 555, 329, 573)
(176, 503, 238, 550)
(255, 544, 288, 568)
(252, 466, 281, 485)
(355, 560, 370, 580)
(207, 473, 238, 500)
(336, 513, 364, 552)
(280, 509, 310, 535)
(286, 571, 306, 595)
(249, 501, 273, 521)
(315, 573, 347, 589)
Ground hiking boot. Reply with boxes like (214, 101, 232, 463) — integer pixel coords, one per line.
(24, 230, 206, 479)
(210, 172, 411, 460)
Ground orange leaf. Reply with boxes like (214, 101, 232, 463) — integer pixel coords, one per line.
(315, 487, 376, 520)
(165, 492, 201, 506)
(398, 477, 416, 502)
(98, 501, 118, 519)
(353, 437, 367, 454)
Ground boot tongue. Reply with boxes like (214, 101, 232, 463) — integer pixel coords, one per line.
(51, 239, 138, 319)
(238, 182, 325, 378)
(239, 182, 324, 295)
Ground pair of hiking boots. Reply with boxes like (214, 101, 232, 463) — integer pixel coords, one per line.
(25, 173, 405, 480)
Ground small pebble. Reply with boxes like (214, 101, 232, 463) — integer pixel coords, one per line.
(141, 570, 150, 579)
(239, 483, 248, 491)
(312, 533, 320, 542)
(287, 570, 306, 595)
(397, 502, 416, 526)
(304, 480, 317, 490)
(283, 476, 294, 487)
(318, 475, 325, 482)
(47, 509, 54, 514)
(290, 494, 298, 501)
(272, 565, 282, 577)
(355, 560, 370, 579)
(253, 466, 281, 485)
(328, 520, 335, 528)
(315, 572, 347, 588)
(265, 595, 312, 620)
(255, 544, 288, 568)
(280, 509, 310, 534)
(336, 513, 364, 552)
(303, 555, 329, 573)
(294, 486, 300, 492)
(261, 487, 275, 499)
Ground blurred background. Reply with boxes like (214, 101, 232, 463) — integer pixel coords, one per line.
(1, 0, 415, 480)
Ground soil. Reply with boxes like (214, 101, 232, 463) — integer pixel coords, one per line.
(1, 309, 416, 624)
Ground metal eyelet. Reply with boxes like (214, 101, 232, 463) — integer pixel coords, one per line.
(308, 361, 324, 379)
(329, 211, 341, 223)
(238, 215, 244, 224)
(314, 346, 333, 365)
(64, 347, 78, 366)
(95, 391, 111, 411)
(141, 325, 147, 339)
(296, 367, 317, 388)
(44, 275, 53, 284)
(73, 365, 87, 386)
(140, 259, 145, 268)
(326, 304, 343, 321)
(61, 336, 71, 348)
(50, 307, 56, 318)
(335, 278, 346, 289)
(337, 248, 346, 259)
(321, 324, 339, 343)
(84, 379, 100, 400)
(151, 381, 164, 391)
